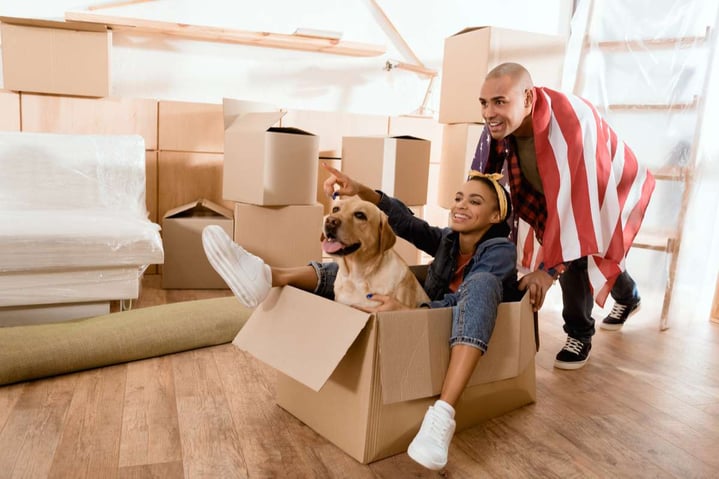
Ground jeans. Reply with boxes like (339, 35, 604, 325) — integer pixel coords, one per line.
(558, 257, 640, 343)
(310, 261, 503, 354)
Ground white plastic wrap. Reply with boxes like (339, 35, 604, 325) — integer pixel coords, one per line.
(563, 0, 719, 323)
(0, 131, 163, 304)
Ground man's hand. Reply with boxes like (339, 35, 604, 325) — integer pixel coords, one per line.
(353, 293, 411, 313)
(518, 270, 555, 312)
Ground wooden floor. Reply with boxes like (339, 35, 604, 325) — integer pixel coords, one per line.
(1, 274, 718, 478)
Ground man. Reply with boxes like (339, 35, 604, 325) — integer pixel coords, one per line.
(474, 62, 655, 369)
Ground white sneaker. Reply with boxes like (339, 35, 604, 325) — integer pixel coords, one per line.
(407, 400, 456, 470)
(202, 225, 272, 308)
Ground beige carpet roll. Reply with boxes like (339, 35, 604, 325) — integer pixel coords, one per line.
(0, 296, 251, 386)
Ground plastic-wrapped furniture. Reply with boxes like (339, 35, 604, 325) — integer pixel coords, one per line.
(0, 131, 164, 325)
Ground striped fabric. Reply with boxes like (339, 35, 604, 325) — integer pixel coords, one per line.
(473, 87, 655, 306)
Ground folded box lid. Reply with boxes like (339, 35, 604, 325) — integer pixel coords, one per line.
(233, 286, 371, 392)
(163, 198, 233, 220)
(0, 16, 109, 32)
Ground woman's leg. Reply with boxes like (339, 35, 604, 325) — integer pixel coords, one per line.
(408, 272, 502, 471)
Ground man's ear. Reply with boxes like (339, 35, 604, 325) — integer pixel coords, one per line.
(524, 88, 534, 108)
(378, 214, 396, 252)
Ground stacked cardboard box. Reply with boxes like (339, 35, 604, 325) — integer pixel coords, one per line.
(222, 99, 323, 268)
(437, 26, 566, 207)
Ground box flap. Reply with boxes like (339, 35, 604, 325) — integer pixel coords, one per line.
(0, 16, 108, 32)
(391, 135, 429, 142)
(233, 286, 372, 392)
(222, 97, 281, 129)
(162, 198, 233, 220)
(451, 26, 490, 37)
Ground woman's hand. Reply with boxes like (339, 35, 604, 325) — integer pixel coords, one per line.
(322, 162, 361, 198)
(353, 293, 411, 313)
(518, 270, 555, 312)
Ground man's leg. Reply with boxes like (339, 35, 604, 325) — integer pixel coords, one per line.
(555, 257, 594, 370)
(601, 270, 641, 331)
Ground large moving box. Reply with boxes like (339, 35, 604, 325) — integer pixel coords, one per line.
(439, 26, 565, 124)
(162, 199, 233, 289)
(223, 107, 319, 206)
(233, 203, 323, 268)
(235, 287, 536, 464)
(437, 123, 485, 209)
(0, 17, 111, 97)
(342, 136, 431, 206)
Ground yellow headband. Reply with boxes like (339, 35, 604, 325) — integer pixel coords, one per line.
(467, 170, 508, 221)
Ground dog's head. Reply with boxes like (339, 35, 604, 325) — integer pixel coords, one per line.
(321, 196, 396, 260)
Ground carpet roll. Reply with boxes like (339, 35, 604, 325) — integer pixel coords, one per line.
(0, 296, 250, 386)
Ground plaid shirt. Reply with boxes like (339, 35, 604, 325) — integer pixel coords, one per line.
(484, 137, 548, 244)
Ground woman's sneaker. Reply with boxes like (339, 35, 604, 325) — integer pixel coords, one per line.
(407, 400, 456, 470)
(600, 301, 641, 331)
(202, 225, 271, 308)
(554, 336, 591, 370)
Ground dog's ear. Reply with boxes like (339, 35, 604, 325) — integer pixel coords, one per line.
(378, 213, 396, 252)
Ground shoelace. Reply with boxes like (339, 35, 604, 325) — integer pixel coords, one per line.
(608, 303, 628, 320)
(427, 408, 452, 443)
(562, 337, 584, 355)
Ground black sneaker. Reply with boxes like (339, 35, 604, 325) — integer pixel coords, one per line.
(600, 301, 641, 331)
(554, 336, 591, 370)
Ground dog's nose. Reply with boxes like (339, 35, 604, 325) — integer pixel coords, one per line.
(325, 216, 341, 228)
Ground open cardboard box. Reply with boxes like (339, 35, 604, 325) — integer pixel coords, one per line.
(234, 285, 536, 464)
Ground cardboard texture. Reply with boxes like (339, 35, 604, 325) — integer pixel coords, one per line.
(342, 136, 431, 206)
(0, 90, 20, 131)
(281, 109, 389, 158)
(158, 100, 224, 153)
(233, 203, 323, 268)
(20, 94, 158, 150)
(0, 17, 111, 97)
(223, 100, 319, 206)
(235, 287, 535, 464)
(162, 199, 233, 289)
(437, 123, 485, 209)
(439, 26, 565, 124)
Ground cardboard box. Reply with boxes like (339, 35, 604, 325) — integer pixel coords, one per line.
(234, 287, 536, 464)
(437, 123, 485, 209)
(162, 199, 233, 289)
(234, 203, 323, 268)
(342, 136, 431, 206)
(281, 109, 389, 158)
(1, 17, 110, 97)
(20, 94, 158, 150)
(223, 101, 319, 206)
(439, 26, 565, 124)
(158, 100, 224, 153)
(388, 115, 443, 165)
(0, 90, 20, 131)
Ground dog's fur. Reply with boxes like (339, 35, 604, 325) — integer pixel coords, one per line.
(321, 196, 430, 309)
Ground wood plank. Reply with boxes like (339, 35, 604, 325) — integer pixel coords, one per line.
(158, 100, 224, 153)
(172, 347, 247, 477)
(47, 366, 127, 479)
(118, 460, 185, 479)
(0, 376, 77, 479)
(20, 94, 158, 150)
(157, 151, 232, 221)
(119, 356, 182, 468)
(64, 11, 386, 57)
(0, 382, 25, 432)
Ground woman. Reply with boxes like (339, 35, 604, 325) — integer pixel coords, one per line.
(202, 164, 519, 471)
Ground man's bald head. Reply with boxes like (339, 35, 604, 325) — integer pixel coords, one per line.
(486, 62, 534, 91)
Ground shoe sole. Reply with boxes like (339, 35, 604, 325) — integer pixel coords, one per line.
(554, 353, 590, 370)
(600, 303, 641, 331)
(202, 226, 263, 308)
(407, 443, 446, 471)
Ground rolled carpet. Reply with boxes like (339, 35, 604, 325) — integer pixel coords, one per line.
(0, 296, 251, 386)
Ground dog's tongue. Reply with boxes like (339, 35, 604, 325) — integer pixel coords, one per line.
(322, 239, 344, 254)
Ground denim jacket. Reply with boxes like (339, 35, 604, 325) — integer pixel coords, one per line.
(376, 192, 522, 307)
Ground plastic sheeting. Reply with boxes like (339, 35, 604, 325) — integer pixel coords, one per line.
(562, 0, 719, 324)
(0, 131, 163, 306)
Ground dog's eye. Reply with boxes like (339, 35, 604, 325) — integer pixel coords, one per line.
(332, 206, 340, 213)
(354, 211, 367, 220)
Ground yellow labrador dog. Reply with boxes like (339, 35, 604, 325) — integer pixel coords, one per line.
(321, 195, 430, 309)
